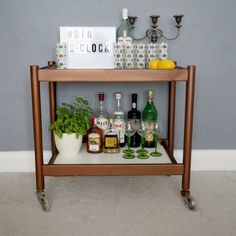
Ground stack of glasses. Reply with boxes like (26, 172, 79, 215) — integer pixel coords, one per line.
(56, 43, 67, 69)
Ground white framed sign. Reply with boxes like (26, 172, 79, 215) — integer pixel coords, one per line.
(60, 27, 116, 69)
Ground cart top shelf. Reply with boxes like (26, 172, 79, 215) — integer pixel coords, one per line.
(35, 66, 189, 82)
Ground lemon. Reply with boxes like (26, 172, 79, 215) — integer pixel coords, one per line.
(148, 59, 160, 70)
(158, 60, 176, 70)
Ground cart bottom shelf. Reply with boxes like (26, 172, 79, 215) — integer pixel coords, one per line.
(42, 144, 183, 176)
(53, 144, 171, 165)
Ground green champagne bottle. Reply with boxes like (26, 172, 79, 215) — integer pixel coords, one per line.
(142, 90, 158, 148)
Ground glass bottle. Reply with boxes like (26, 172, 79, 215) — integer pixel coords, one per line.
(113, 92, 125, 147)
(117, 8, 132, 44)
(87, 117, 103, 153)
(94, 92, 109, 132)
(104, 119, 120, 153)
(142, 90, 158, 148)
(127, 93, 141, 147)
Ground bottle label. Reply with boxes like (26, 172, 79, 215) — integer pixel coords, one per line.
(129, 119, 141, 130)
(105, 137, 118, 148)
(88, 133, 101, 152)
(132, 103, 136, 109)
(113, 119, 125, 143)
(144, 120, 155, 131)
(96, 118, 109, 131)
(118, 36, 132, 45)
(143, 120, 155, 143)
(145, 132, 154, 142)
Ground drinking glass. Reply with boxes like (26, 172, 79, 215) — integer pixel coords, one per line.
(123, 121, 136, 159)
(150, 122, 162, 157)
(136, 121, 149, 159)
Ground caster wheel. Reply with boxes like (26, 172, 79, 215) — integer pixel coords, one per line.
(36, 191, 50, 212)
(182, 195, 196, 210)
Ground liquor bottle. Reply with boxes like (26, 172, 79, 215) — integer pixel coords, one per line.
(104, 119, 120, 153)
(87, 117, 103, 153)
(142, 90, 158, 148)
(94, 92, 109, 132)
(113, 92, 125, 147)
(127, 93, 141, 147)
(117, 8, 132, 44)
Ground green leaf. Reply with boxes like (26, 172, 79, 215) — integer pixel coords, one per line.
(55, 129, 63, 139)
(49, 96, 92, 138)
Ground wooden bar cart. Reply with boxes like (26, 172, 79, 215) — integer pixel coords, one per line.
(30, 61, 196, 211)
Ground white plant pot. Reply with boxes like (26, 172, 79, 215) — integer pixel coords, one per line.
(54, 133, 83, 155)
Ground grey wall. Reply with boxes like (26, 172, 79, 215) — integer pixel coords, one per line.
(0, 0, 236, 151)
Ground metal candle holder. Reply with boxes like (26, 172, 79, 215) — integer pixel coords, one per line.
(128, 14, 184, 43)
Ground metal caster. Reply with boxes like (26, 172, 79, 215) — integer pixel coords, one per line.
(182, 195, 196, 210)
(36, 191, 50, 212)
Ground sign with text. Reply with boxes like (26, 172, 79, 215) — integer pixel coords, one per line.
(60, 27, 116, 69)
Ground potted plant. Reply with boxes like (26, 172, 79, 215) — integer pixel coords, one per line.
(49, 97, 92, 155)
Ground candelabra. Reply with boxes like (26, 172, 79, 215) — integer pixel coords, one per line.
(128, 14, 184, 43)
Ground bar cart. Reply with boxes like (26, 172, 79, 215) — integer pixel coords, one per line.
(30, 61, 196, 211)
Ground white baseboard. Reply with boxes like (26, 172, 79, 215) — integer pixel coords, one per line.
(174, 150, 236, 171)
(0, 150, 236, 172)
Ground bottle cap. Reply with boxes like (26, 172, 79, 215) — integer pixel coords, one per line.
(122, 8, 128, 20)
(132, 93, 137, 101)
(147, 90, 154, 100)
(109, 118, 113, 124)
(91, 117, 95, 126)
(99, 92, 104, 101)
(115, 92, 122, 100)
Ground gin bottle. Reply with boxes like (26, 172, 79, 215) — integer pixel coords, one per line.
(142, 90, 158, 148)
(117, 8, 132, 44)
(113, 92, 125, 147)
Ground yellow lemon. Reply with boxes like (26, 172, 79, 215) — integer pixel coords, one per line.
(148, 59, 160, 70)
(158, 60, 176, 70)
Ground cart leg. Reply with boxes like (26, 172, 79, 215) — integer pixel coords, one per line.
(31, 65, 50, 211)
(48, 61, 57, 156)
(181, 65, 196, 210)
(49, 81, 57, 155)
(168, 81, 176, 156)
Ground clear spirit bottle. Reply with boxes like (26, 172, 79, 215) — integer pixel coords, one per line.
(113, 92, 125, 147)
(94, 92, 109, 132)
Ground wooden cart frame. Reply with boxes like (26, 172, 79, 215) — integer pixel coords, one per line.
(30, 61, 196, 211)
